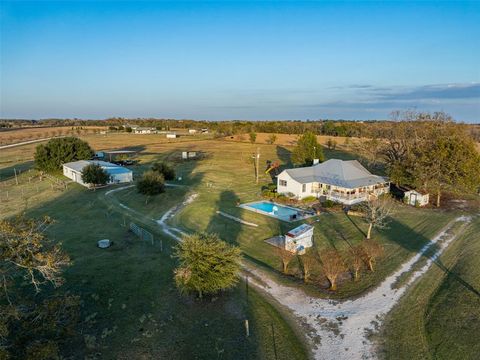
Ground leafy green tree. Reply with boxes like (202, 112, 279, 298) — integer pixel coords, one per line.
(151, 161, 175, 181)
(137, 170, 165, 196)
(125, 126, 132, 133)
(415, 127, 480, 207)
(81, 163, 110, 190)
(291, 131, 324, 165)
(383, 112, 480, 206)
(173, 233, 242, 298)
(34, 137, 94, 172)
(249, 132, 257, 144)
(267, 133, 277, 145)
(326, 138, 337, 150)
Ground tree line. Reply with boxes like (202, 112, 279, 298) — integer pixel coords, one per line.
(4, 115, 478, 140)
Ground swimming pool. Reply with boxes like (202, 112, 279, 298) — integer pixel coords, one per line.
(240, 201, 315, 222)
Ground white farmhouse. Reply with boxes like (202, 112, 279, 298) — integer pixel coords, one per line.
(63, 160, 133, 188)
(277, 159, 389, 205)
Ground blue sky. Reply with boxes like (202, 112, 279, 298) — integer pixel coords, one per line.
(1, 1, 479, 122)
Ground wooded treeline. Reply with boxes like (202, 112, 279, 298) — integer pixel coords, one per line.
(2, 115, 479, 140)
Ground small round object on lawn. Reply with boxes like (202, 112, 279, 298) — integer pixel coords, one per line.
(98, 239, 111, 248)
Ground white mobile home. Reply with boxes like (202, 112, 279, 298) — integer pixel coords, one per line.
(277, 159, 389, 205)
(63, 160, 133, 188)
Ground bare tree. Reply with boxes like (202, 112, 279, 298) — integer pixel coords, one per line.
(298, 251, 318, 283)
(319, 249, 346, 291)
(361, 195, 395, 240)
(275, 247, 295, 274)
(0, 216, 70, 292)
(360, 239, 384, 272)
(347, 245, 364, 281)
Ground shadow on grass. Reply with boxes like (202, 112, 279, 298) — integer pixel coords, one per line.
(384, 217, 480, 298)
(0, 160, 35, 181)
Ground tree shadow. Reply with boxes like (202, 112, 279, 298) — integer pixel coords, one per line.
(206, 190, 243, 246)
(275, 146, 292, 168)
(383, 217, 480, 299)
(0, 160, 35, 182)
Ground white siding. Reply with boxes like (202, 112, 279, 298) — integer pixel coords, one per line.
(277, 171, 314, 199)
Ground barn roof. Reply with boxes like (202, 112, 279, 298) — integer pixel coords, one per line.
(282, 159, 386, 189)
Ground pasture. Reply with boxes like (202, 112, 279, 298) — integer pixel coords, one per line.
(1, 130, 474, 358)
(377, 218, 480, 360)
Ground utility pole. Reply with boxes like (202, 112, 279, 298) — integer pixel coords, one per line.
(252, 148, 260, 184)
(255, 147, 260, 184)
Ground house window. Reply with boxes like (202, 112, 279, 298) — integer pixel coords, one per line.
(279, 180, 287, 187)
(302, 184, 306, 192)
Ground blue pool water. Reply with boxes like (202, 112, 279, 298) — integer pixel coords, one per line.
(242, 201, 302, 221)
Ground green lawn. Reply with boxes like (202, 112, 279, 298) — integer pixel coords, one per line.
(377, 217, 480, 360)
(1, 135, 469, 358)
(0, 141, 309, 359)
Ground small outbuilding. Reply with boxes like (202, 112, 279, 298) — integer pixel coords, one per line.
(166, 133, 178, 139)
(391, 184, 429, 207)
(63, 160, 133, 188)
(403, 189, 429, 207)
(182, 151, 197, 159)
(285, 224, 314, 253)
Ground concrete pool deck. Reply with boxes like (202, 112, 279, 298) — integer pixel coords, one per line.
(239, 200, 317, 222)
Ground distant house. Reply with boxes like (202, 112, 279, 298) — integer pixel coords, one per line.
(133, 127, 157, 134)
(201, 128, 209, 134)
(188, 129, 197, 134)
(277, 159, 389, 205)
(63, 160, 133, 188)
(391, 185, 429, 206)
(166, 133, 178, 139)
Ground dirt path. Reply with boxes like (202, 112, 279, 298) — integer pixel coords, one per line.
(0, 136, 62, 149)
(103, 186, 471, 359)
(247, 216, 471, 360)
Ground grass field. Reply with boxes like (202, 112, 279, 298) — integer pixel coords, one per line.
(0, 138, 309, 359)
(0, 126, 108, 145)
(1, 130, 474, 358)
(377, 217, 480, 360)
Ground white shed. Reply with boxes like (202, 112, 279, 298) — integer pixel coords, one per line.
(404, 189, 429, 207)
(284, 224, 314, 254)
(166, 133, 178, 139)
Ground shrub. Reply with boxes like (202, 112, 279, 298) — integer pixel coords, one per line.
(137, 171, 165, 196)
(151, 161, 175, 181)
(267, 183, 277, 191)
(173, 233, 241, 298)
(81, 164, 110, 189)
(322, 199, 335, 208)
(301, 196, 317, 203)
(34, 137, 94, 172)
